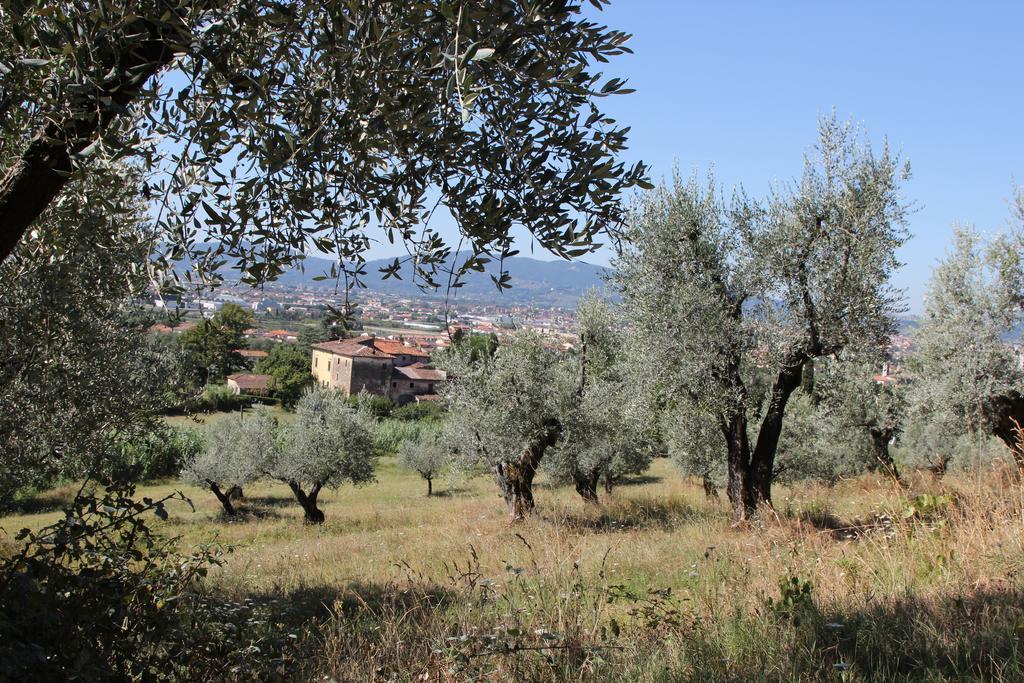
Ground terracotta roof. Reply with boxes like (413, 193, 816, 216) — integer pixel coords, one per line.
(392, 363, 446, 381)
(227, 373, 274, 390)
(234, 349, 268, 358)
(373, 339, 430, 358)
(312, 338, 393, 358)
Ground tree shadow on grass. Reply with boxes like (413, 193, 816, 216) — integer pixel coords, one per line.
(550, 497, 717, 533)
(818, 588, 1024, 679)
(244, 494, 296, 508)
(6, 488, 77, 515)
(785, 505, 892, 541)
(427, 487, 472, 498)
(615, 473, 664, 487)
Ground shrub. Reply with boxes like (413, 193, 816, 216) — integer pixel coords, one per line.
(0, 483, 304, 680)
(373, 419, 427, 456)
(391, 401, 445, 422)
(349, 393, 394, 419)
(118, 426, 205, 481)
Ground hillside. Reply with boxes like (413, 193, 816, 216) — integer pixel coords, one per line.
(202, 248, 611, 306)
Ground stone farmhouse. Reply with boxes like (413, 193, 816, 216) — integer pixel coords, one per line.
(310, 335, 446, 404)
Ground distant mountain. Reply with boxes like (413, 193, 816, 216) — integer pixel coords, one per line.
(180, 246, 610, 306)
(355, 252, 610, 306)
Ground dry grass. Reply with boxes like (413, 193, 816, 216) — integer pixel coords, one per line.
(5, 458, 1024, 680)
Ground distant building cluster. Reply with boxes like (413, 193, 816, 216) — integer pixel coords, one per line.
(311, 334, 447, 404)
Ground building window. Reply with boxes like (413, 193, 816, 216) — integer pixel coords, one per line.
(314, 356, 317, 368)
(410, 382, 414, 388)
(327, 360, 331, 371)
(392, 382, 396, 387)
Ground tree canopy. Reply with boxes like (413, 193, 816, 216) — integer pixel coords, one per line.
(274, 388, 375, 523)
(910, 190, 1024, 470)
(616, 117, 911, 521)
(1, 0, 648, 297)
(0, 162, 168, 506)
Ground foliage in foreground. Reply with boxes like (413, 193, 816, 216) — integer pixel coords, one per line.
(0, 484, 303, 680)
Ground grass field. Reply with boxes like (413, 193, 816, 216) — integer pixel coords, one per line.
(5, 456, 1024, 680)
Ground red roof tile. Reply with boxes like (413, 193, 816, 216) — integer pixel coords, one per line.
(392, 363, 446, 381)
(312, 338, 393, 358)
(227, 373, 274, 390)
(373, 339, 430, 358)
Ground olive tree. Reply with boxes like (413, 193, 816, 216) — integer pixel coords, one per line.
(397, 426, 449, 497)
(812, 354, 906, 484)
(616, 117, 911, 522)
(0, 162, 170, 506)
(274, 388, 375, 524)
(547, 293, 657, 502)
(181, 406, 278, 515)
(442, 332, 573, 520)
(1, 1, 648, 295)
(910, 194, 1024, 471)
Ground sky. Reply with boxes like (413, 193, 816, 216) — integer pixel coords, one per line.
(367, 1, 1023, 313)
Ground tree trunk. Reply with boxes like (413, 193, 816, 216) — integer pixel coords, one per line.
(603, 470, 614, 495)
(493, 419, 561, 522)
(208, 481, 236, 516)
(0, 16, 187, 263)
(287, 481, 325, 524)
(723, 412, 755, 523)
(749, 359, 805, 508)
(992, 393, 1024, 474)
(869, 427, 904, 486)
(426, 476, 433, 497)
(227, 485, 245, 500)
(573, 465, 601, 504)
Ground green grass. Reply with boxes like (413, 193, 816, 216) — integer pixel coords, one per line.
(5, 458, 1024, 680)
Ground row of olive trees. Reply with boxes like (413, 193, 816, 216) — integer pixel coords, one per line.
(181, 390, 375, 523)
(440, 119, 1024, 525)
(440, 294, 658, 520)
(440, 117, 913, 523)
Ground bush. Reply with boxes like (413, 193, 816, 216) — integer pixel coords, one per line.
(391, 401, 445, 422)
(117, 426, 205, 481)
(0, 483, 304, 680)
(349, 393, 394, 419)
(373, 419, 427, 456)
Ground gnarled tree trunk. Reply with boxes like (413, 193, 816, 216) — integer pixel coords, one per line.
(992, 393, 1024, 474)
(869, 427, 904, 486)
(493, 419, 561, 521)
(0, 15, 190, 263)
(573, 464, 601, 504)
(207, 481, 236, 516)
(749, 360, 805, 508)
(723, 411, 755, 523)
(287, 481, 325, 524)
(603, 470, 615, 495)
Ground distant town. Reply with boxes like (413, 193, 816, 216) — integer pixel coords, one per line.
(147, 281, 581, 349)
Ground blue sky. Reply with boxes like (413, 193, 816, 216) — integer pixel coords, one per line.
(367, 2, 1023, 313)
